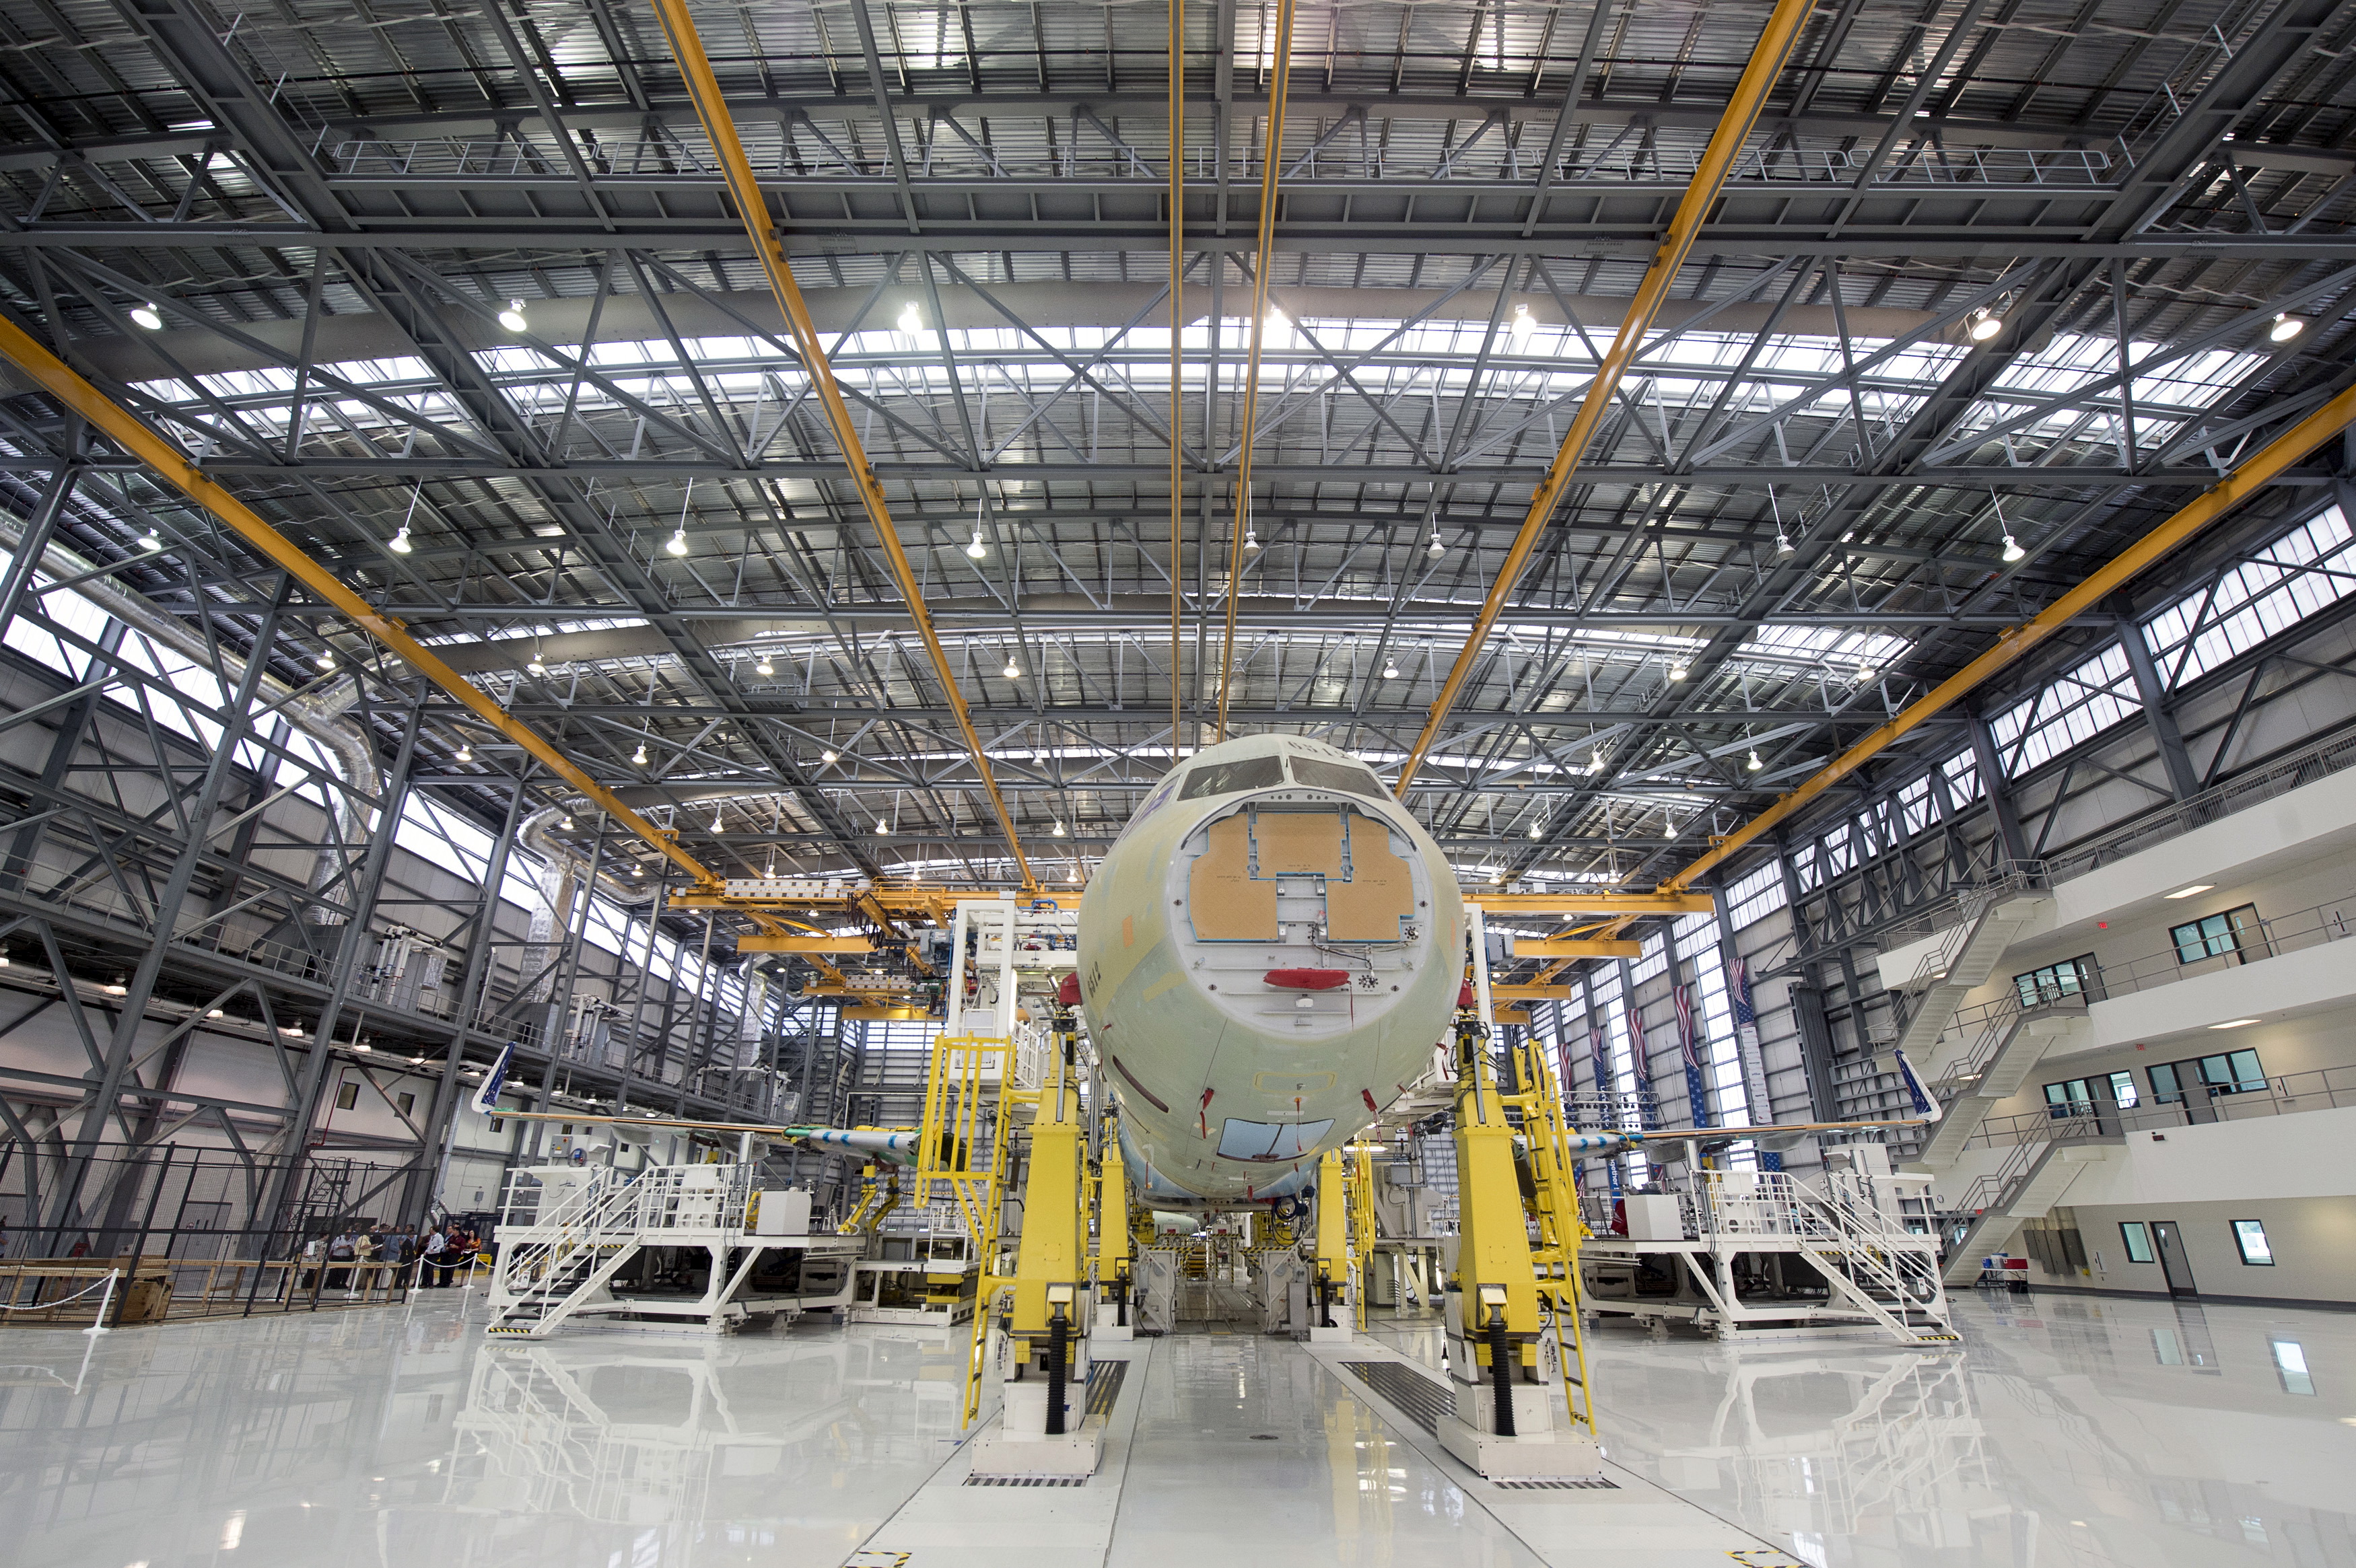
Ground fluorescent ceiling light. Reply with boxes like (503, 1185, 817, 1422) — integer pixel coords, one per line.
(2209, 1018, 2258, 1030)
(2164, 884, 2213, 898)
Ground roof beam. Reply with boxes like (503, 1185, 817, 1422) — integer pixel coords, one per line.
(1395, 0, 1822, 791)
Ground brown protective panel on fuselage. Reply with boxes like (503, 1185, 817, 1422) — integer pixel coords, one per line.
(1186, 813, 1278, 940)
(1325, 812, 1415, 941)
(1253, 808, 1345, 876)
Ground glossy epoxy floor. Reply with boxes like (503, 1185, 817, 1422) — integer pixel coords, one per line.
(0, 1287, 2347, 1568)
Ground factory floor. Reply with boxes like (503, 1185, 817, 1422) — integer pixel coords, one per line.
(0, 1286, 2347, 1567)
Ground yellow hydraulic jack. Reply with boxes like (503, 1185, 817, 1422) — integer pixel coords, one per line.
(967, 989, 1101, 1478)
(1439, 991, 1605, 1480)
(1094, 1129, 1136, 1342)
(1308, 1148, 1352, 1342)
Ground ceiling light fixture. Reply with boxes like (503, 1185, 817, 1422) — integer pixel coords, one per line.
(2269, 312, 2304, 344)
(631, 863, 644, 876)
(711, 808, 726, 833)
(1052, 820, 1068, 837)
(140, 528, 164, 552)
(874, 818, 889, 835)
(559, 814, 574, 830)
(666, 526, 689, 557)
(1527, 820, 1544, 839)
(527, 650, 547, 675)
(631, 742, 648, 765)
(1668, 662, 1689, 682)
(1428, 530, 1445, 560)
(1508, 302, 1535, 344)
(1586, 752, 1604, 775)
(316, 649, 335, 671)
(388, 526, 412, 554)
(754, 654, 775, 677)
(1748, 747, 1764, 771)
(2164, 883, 2213, 899)
(1381, 660, 1400, 680)
(104, 977, 128, 995)
(1991, 489, 2025, 562)
(966, 526, 989, 559)
(821, 748, 838, 764)
(130, 301, 164, 331)
(1969, 307, 2004, 343)
(454, 744, 471, 762)
(2209, 1018, 2259, 1030)
(1002, 657, 1022, 678)
(498, 298, 528, 332)
(1768, 486, 1793, 555)
(897, 300, 924, 335)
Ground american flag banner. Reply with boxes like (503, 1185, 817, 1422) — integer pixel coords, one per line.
(1625, 1005, 1651, 1125)
(1589, 1020, 1611, 1096)
(1729, 956, 1782, 1171)
(1675, 982, 1712, 1129)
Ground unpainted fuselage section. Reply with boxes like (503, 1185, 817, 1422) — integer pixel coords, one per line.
(1076, 736, 1465, 1205)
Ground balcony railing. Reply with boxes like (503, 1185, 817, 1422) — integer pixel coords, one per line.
(1962, 1063, 2356, 1151)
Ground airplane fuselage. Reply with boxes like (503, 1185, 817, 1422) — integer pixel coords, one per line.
(1076, 736, 1465, 1204)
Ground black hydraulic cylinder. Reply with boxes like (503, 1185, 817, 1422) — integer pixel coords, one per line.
(1488, 1311, 1517, 1437)
(1045, 1304, 1070, 1436)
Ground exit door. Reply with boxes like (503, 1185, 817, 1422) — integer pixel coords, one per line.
(2151, 1220, 2199, 1296)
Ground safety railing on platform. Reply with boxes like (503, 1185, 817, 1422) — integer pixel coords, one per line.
(1963, 1063, 2356, 1151)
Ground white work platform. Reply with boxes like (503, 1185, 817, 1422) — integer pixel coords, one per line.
(3, 1289, 2346, 1567)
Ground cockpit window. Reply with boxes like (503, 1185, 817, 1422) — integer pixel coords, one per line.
(1289, 755, 1391, 801)
(1178, 754, 1285, 799)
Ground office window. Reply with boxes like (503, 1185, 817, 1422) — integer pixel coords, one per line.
(2043, 1071, 2137, 1117)
(2169, 904, 2259, 964)
(2015, 955, 2098, 1009)
(2119, 1221, 2155, 1263)
(396, 1092, 416, 1116)
(334, 1080, 359, 1110)
(488, 1117, 504, 1132)
(2232, 1219, 2273, 1266)
(2149, 1048, 2266, 1105)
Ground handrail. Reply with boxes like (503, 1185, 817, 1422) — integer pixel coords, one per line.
(1964, 1063, 2356, 1151)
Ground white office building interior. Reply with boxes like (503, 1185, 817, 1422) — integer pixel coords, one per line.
(3, 0, 2355, 1564)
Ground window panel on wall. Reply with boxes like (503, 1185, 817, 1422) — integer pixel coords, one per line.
(1630, 932, 1669, 985)
(1725, 859, 1790, 930)
(2144, 505, 2356, 690)
(1989, 643, 2141, 776)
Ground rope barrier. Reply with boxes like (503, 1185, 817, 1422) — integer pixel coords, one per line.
(0, 1271, 118, 1311)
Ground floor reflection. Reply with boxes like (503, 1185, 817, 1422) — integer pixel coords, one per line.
(1388, 1289, 2356, 1568)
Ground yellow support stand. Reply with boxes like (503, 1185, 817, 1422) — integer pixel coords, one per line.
(1439, 993, 1604, 1480)
(966, 1007, 1103, 1478)
(1309, 1149, 1352, 1341)
(1095, 1129, 1135, 1339)
(1348, 1144, 1378, 1330)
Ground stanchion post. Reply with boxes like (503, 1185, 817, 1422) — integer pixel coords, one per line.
(80, 1269, 118, 1335)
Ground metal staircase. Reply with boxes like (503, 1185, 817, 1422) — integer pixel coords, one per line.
(1939, 1125, 2120, 1285)
(1914, 995, 2087, 1170)
(1792, 1181, 1958, 1345)
(486, 1174, 647, 1338)
(1888, 882, 2052, 1057)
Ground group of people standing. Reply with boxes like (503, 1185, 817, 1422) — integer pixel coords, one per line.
(304, 1220, 480, 1291)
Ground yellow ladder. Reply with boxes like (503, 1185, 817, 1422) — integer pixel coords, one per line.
(914, 1033, 1025, 1431)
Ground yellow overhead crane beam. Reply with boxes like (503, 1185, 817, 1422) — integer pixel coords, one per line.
(1395, 0, 1823, 792)
(0, 316, 779, 927)
(650, 0, 1037, 894)
(1503, 938, 1642, 960)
